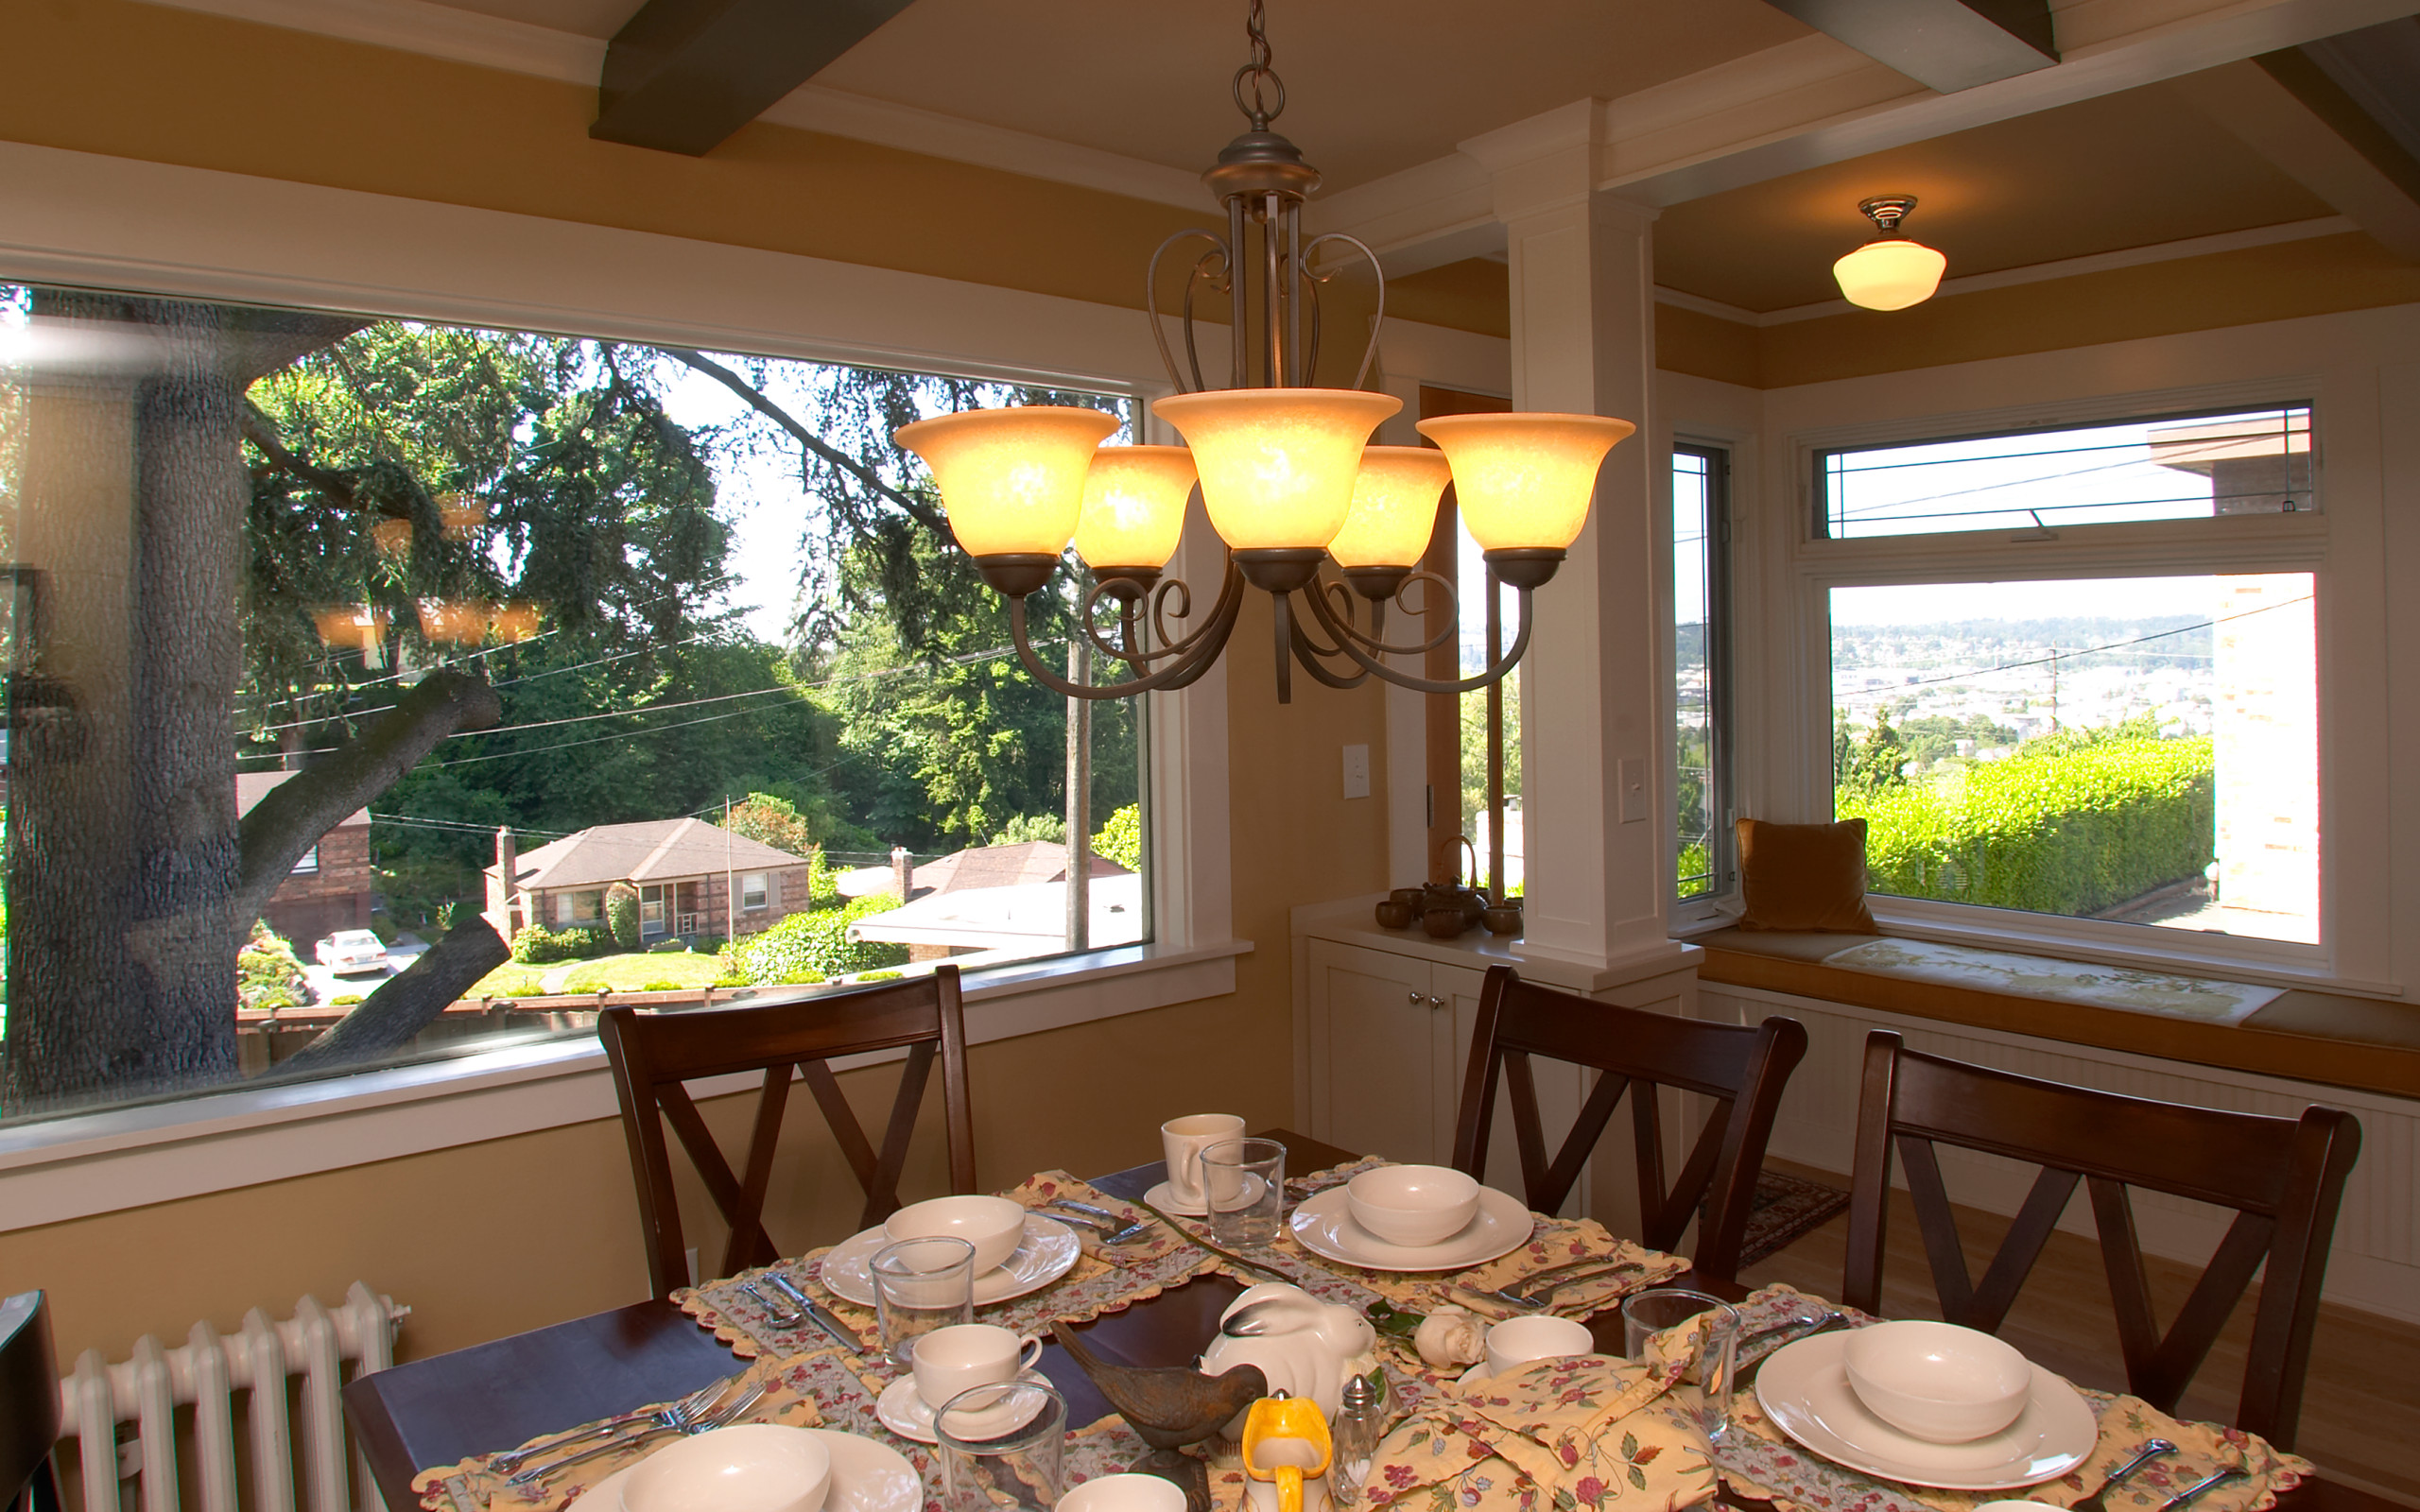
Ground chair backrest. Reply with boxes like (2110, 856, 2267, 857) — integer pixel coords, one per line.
(1, 1290, 62, 1512)
(600, 966, 976, 1299)
(1449, 964, 1807, 1284)
(1844, 1030, 2360, 1450)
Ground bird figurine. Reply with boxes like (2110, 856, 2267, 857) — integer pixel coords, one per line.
(1047, 1323, 1269, 1449)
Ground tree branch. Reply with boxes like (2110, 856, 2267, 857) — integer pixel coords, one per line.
(232, 669, 503, 927)
(268, 919, 511, 1076)
(659, 346, 953, 538)
(243, 401, 362, 509)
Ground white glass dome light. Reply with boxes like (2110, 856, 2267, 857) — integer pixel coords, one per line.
(1833, 197, 1946, 312)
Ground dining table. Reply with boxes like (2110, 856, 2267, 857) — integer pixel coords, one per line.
(344, 1128, 2386, 1512)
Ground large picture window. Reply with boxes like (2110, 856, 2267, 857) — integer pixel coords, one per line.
(0, 284, 1150, 1125)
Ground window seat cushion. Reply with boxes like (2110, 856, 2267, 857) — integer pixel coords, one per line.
(1693, 925, 2420, 1099)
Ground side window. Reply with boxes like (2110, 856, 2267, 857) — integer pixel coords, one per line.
(1673, 444, 1732, 905)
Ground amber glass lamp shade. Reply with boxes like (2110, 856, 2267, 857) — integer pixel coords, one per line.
(1327, 447, 1451, 569)
(312, 605, 389, 649)
(1074, 445, 1196, 574)
(1833, 239, 1946, 311)
(1414, 412, 1634, 551)
(1152, 387, 1401, 551)
(893, 406, 1121, 560)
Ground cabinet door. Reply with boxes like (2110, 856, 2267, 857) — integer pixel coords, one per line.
(1305, 939, 1442, 1164)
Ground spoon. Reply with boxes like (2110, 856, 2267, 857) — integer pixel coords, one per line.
(2157, 1469, 2247, 1512)
(2072, 1439, 2178, 1512)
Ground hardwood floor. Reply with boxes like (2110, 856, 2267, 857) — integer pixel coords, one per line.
(1735, 1160, 2420, 1507)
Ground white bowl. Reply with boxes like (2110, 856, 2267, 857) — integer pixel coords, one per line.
(1842, 1320, 2032, 1443)
(1057, 1474, 1189, 1512)
(1345, 1164, 1481, 1246)
(626, 1424, 831, 1512)
(885, 1194, 1027, 1275)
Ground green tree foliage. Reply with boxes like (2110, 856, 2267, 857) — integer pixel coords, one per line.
(717, 792, 821, 859)
(605, 882, 641, 949)
(722, 893, 909, 983)
(991, 814, 1066, 846)
(1842, 730, 2214, 918)
(1839, 713, 1910, 796)
(1897, 713, 2021, 772)
(1091, 804, 1143, 872)
(238, 921, 310, 1012)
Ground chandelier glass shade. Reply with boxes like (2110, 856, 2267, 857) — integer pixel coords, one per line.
(889, 1, 1634, 702)
(1833, 196, 1946, 311)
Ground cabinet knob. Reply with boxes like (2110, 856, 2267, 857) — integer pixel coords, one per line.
(1428, 994, 1445, 1010)
(1409, 988, 1424, 1005)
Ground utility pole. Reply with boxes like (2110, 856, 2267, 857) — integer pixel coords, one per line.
(724, 795, 736, 941)
(1064, 629, 1092, 954)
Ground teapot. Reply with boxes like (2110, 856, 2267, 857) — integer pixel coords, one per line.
(1197, 1283, 1377, 1435)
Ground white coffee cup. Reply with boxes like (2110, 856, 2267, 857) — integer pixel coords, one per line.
(1058, 1474, 1189, 1512)
(1483, 1314, 1595, 1379)
(911, 1322, 1044, 1410)
(1162, 1113, 1247, 1208)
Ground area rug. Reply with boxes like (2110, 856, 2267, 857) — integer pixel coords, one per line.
(1734, 1169, 1851, 1268)
(1821, 936, 2284, 1024)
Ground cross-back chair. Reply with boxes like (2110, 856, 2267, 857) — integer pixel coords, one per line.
(1449, 964, 1807, 1285)
(2, 1290, 62, 1512)
(601, 966, 977, 1300)
(1845, 1030, 2360, 1451)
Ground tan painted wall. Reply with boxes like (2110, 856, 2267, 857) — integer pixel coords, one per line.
(0, 0, 1394, 1376)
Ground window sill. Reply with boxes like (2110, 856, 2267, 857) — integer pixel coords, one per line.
(0, 938, 1249, 1233)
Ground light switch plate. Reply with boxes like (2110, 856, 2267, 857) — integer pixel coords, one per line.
(1618, 756, 1647, 823)
(1342, 743, 1371, 799)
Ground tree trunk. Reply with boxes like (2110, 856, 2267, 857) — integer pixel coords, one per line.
(268, 919, 510, 1076)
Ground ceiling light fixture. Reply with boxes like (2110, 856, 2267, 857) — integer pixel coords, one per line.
(1833, 196, 1947, 311)
(890, 0, 1634, 702)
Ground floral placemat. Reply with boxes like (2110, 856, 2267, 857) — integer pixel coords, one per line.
(409, 1354, 824, 1512)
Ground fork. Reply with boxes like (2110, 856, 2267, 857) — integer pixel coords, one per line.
(2070, 1440, 2179, 1512)
(1460, 1261, 1645, 1312)
(488, 1375, 736, 1475)
(1034, 1207, 1152, 1244)
(508, 1380, 768, 1485)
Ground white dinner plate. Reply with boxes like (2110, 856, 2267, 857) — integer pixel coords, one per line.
(873, 1369, 1053, 1444)
(576, 1428, 921, 1512)
(1142, 1179, 1208, 1217)
(1754, 1330, 2096, 1491)
(819, 1216, 1081, 1307)
(1288, 1185, 1533, 1272)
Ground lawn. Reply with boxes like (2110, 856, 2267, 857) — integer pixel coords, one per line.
(467, 962, 550, 997)
(556, 951, 727, 992)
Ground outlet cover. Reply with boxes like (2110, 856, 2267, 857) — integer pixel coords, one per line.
(1342, 743, 1371, 799)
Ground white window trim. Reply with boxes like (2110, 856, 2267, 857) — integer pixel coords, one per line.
(0, 137, 1241, 1218)
(1770, 377, 2358, 987)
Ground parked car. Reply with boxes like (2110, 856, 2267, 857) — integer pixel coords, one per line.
(315, 929, 390, 974)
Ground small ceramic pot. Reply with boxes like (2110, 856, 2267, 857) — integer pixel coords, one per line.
(1374, 900, 1415, 930)
(1388, 887, 1426, 909)
(1423, 907, 1472, 939)
(1481, 903, 1523, 936)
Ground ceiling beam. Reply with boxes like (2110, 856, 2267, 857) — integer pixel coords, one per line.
(591, 0, 917, 157)
(2166, 56, 2420, 262)
(1755, 0, 2057, 93)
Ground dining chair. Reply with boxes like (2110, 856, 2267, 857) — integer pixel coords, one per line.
(600, 966, 977, 1299)
(1449, 964, 1808, 1285)
(1844, 1029, 2361, 1450)
(1, 1290, 62, 1512)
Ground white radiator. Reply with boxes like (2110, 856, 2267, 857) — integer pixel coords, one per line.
(56, 1283, 408, 1512)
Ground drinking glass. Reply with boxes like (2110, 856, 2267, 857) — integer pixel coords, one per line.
(1201, 1137, 1286, 1248)
(871, 1234, 977, 1367)
(1621, 1288, 1739, 1444)
(934, 1379, 1066, 1512)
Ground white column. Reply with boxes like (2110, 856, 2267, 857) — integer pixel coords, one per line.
(1467, 106, 1679, 971)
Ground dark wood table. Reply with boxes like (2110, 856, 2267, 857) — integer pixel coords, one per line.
(344, 1129, 2383, 1512)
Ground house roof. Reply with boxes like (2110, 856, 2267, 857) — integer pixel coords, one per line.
(834, 841, 1132, 901)
(494, 818, 812, 891)
(235, 770, 371, 830)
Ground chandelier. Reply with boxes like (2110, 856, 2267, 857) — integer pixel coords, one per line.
(892, 1, 1634, 702)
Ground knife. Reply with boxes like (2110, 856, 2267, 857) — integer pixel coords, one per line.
(763, 1269, 864, 1353)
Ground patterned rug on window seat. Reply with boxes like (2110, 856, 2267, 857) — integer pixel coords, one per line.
(1731, 1170, 1851, 1268)
(1820, 936, 2285, 1024)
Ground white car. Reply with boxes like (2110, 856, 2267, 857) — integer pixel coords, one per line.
(315, 929, 390, 975)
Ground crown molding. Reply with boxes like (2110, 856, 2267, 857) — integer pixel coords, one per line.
(1654, 215, 2360, 326)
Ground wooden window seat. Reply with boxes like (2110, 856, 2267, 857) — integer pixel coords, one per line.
(1692, 926, 2420, 1100)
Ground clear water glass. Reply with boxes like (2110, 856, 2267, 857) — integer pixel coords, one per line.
(934, 1379, 1066, 1512)
(1620, 1287, 1739, 1444)
(1201, 1136, 1286, 1248)
(871, 1234, 977, 1368)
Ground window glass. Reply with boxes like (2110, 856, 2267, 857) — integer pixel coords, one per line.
(0, 284, 1149, 1125)
(741, 872, 769, 911)
(1673, 446, 1730, 902)
(1817, 406, 2312, 540)
(1829, 574, 2317, 944)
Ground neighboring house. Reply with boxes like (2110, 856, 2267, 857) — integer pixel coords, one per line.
(236, 771, 375, 946)
(836, 840, 1129, 904)
(838, 840, 1133, 962)
(483, 817, 817, 945)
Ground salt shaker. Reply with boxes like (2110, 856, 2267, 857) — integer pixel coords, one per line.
(1328, 1371, 1385, 1509)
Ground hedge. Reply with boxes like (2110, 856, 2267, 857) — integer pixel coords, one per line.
(721, 893, 909, 985)
(510, 924, 609, 965)
(1839, 736, 2214, 919)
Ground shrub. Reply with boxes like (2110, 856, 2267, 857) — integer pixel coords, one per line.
(329, 992, 365, 1007)
(776, 969, 828, 986)
(605, 882, 641, 949)
(692, 934, 727, 955)
(1091, 803, 1143, 872)
(724, 894, 909, 985)
(503, 983, 550, 998)
(856, 971, 905, 982)
(641, 979, 683, 993)
(239, 919, 310, 1011)
(1842, 734, 2214, 919)
(510, 924, 608, 964)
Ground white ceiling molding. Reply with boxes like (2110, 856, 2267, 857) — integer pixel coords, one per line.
(137, 0, 602, 82)
(2166, 60, 2420, 262)
(1654, 215, 2360, 326)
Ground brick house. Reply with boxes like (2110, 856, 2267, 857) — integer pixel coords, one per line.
(484, 817, 817, 946)
(236, 770, 374, 944)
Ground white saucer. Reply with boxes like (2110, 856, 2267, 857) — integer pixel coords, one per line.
(1288, 1185, 1533, 1272)
(1457, 1362, 1492, 1385)
(819, 1216, 1081, 1307)
(874, 1369, 1052, 1444)
(1754, 1331, 2096, 1491)
(1143, 1180, 1208, 1217)
(575, 1428, 921, 1512)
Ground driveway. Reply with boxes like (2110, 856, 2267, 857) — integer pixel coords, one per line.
(303, 932, 429, 1005)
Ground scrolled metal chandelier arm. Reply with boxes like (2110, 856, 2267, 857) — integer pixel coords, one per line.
(1003, 558, 1249, 699)
(1295, 570, 1541, 696)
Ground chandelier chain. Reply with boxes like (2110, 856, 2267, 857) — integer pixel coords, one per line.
(1232, 0, 1285, 129)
